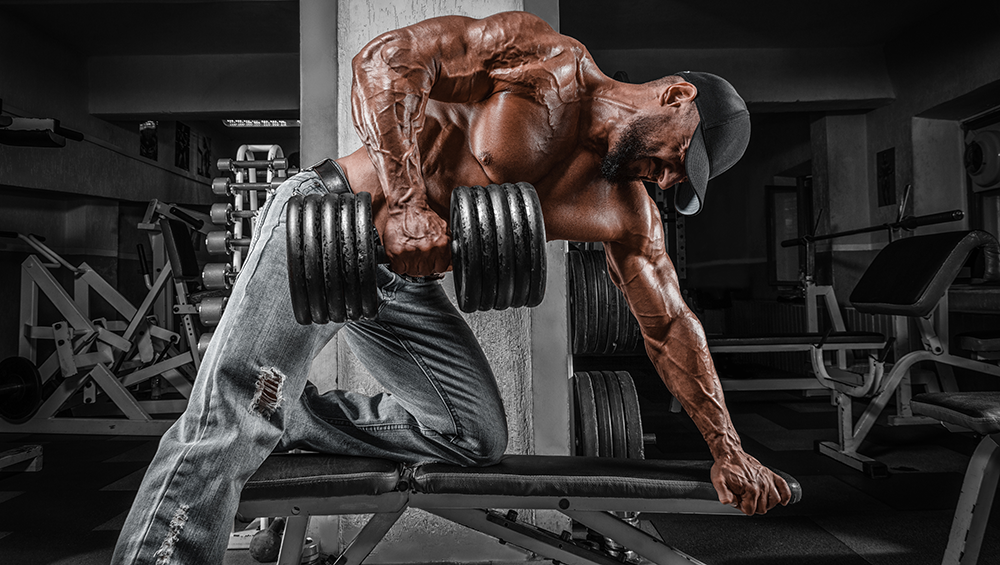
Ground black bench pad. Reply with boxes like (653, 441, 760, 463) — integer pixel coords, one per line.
(242, 453, 403, 502)
(911, 392, 1000, 435)
(412, 455, 802, 504)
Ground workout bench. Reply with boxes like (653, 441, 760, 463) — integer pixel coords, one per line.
(239, 453, 802, 565)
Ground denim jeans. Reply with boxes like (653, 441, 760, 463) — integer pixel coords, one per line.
(112, 171, 508, 564)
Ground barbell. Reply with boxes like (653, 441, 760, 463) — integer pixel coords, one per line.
(286, 182, 547, 325)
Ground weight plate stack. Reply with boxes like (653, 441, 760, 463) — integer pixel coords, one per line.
(571, 370, 644, 460)
(568, 248, 644, 355)
(288, 192, 380, 325)
(451, 183, 547, 313)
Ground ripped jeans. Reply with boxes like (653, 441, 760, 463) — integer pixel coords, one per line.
(112, 171, 508, 565)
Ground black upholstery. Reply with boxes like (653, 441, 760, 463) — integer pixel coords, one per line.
(411, 454, 803, 504)
(159, 218, 203, 282)
(241, 453, 403, 502)
(850, 230, 1000, 317)
(708, 332, 884, 348)
(911, 392, 1000, 435)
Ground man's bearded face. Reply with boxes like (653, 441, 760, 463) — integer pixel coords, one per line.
(601, 117, 656, 184)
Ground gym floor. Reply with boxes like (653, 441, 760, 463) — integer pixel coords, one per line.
(1, 360, 998, 565)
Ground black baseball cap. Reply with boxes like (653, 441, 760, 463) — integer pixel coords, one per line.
(672, 71, 750, 216)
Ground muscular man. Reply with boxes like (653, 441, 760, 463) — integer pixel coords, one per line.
(114, 11, 790, 564)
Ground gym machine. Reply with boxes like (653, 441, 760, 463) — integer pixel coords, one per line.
(0, 229, 200, 435)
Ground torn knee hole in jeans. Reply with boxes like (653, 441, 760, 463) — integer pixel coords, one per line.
(153, 504, 189, 564)
(250, 368, 285, 417)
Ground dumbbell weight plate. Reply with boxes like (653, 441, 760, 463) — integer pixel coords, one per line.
(488, 185, 516, 311)
(321, 194, 347, 323)
(206, 230, 231, 255)
(355, 192, 379, 319)
(572, 372, 600, 457)
(0, 356, 42, 425)
(601, 371, 628, 458)
(588, 370, 613, 457)
(473, 186, 499, 311)
(579, 250, 600, 355)
(210, 202, 231, 225)
(518, 182, 547, 308)
(615, 371, 645, 459)
(198, 296, 228, 327)
(286, 196, 313, 325)
(450, 186, 482, 313)
(504, 183, 531, 309)
(339, 192, 363, 320)
(198, 332, 214, 358)
(568, 250, 586, 354)
(302, 194, 330, 324)
(594, 252, 612, 354)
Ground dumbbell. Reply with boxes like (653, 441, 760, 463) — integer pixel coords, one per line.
(212, 177, 284, 197)
(218, 157, 288, 172)
(210, 203, 256, 225)
(206, 231, 252, 255)
(0, 357, 43, 424)
(202, 263, 236, 290)
(286, 182, 547, 325)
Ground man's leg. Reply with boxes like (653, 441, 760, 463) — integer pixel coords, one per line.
(111, 172, 341, 565)
(281, 269, 508, 466)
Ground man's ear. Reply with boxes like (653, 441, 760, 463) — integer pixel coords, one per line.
(660, 82, 697, 106)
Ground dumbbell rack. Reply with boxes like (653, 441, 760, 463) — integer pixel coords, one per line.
(201, 145, 289, 354)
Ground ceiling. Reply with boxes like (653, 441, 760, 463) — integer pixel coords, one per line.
(0, 0, 971, 58)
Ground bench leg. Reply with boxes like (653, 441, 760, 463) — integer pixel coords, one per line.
(333, 507, 406, 565)
(565, 509, 707, 565)
(277, 514, 309, 565)
(428, 507, 619, 565)
(945, 433, 1000, 565)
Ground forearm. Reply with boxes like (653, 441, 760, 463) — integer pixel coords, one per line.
(351, 36, 434, 210)
(644, 311, 742, 460)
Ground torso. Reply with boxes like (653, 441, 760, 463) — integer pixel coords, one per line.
(339, 33, 659, 250)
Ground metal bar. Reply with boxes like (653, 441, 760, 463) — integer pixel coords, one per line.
(946, 434, 1000, 565)
(87, 364, 151, 421)
(0, 417, 173, 436)
(23, 256, 95, 332)
(276, 515, 309, 565)
(563, 509, 708, 565)
(427, 507, 613, 565)
(19, 262, 39, 362)
(121, 352, 193, 388)
(78, 264, 138, 319)
(333, 507, 406, 565)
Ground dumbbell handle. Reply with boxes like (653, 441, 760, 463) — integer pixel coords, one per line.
(218, 157, 288, 171)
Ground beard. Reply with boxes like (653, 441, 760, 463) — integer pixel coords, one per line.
(601, 117, 656, 184)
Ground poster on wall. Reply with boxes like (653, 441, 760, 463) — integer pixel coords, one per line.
(196, 133, 212, 178)
(175, 121, 190, 171)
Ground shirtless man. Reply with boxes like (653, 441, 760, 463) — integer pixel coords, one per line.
(113, 11, 790, 564)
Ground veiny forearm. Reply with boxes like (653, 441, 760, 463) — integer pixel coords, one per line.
(351, 33, 435, 210)
(642, 311, 742, 460)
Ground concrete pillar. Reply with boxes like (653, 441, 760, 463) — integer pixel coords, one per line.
(299, 0, 340, 167)
(911, 117, 969, 233)
(810, 114, 872, 302)
(299, 1, 569, 561)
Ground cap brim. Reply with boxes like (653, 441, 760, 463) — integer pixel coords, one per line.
(674, 124, 709, 216)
